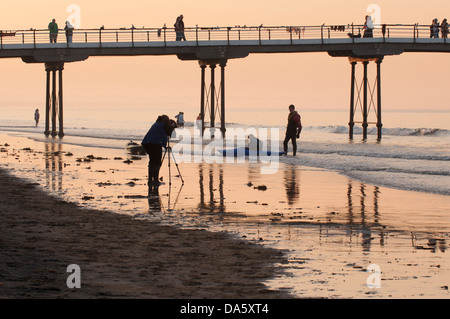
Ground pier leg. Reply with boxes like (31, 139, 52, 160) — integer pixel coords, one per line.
(210, 64, 216, 138)
(45, 67, 51, 136)
(362, 61, 369, 140)
(376, 58, 383, 141)
(51, 67, 57, 137)
(199, 59, 227, 139)
(349, 61, 356, 140)
(44, 62, 65, 138)
(58, 64, 64, 138)
(200, 64, 206, 137)
(220, 60, 226, 138)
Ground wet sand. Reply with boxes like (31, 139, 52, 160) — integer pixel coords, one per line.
(1, 133, 450, 299)
(0, 168, 288, 298)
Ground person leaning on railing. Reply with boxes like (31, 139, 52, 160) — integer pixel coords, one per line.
(48, 18, 58, 43)
(442, 19, 449, 39)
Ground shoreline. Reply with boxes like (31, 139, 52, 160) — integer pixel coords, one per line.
(0, 168, 289, 298)
(1, 132, 449, 298)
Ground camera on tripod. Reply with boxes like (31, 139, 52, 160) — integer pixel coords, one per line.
(157, 115, 178, 138)
(158, 116, 184, 186)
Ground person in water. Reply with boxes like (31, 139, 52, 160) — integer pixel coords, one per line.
(283, 104, 302, 156)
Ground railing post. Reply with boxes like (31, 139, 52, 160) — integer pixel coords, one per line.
(196, 26, 198, 45)
(99, 29, 102, 48)
(227, 27, 230, 45)
(164, 27, 166, 46)
(132, 28, 134, 47)
(33, 30, 36, 48)
(290, 27, 293, 45)
(259, 26, 261, 45)
(351, 23, 354, 44)
(321, 24, 324, 44)
(413, 24, 416, 43)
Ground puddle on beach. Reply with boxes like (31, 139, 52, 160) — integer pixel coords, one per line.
(1, 133, 450, 298)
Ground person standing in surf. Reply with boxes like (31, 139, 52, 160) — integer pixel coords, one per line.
(34, 109, 40, 127)
(283, 104, 302, 156)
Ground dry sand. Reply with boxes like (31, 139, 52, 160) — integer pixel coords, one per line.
(0, 168, 289, 299)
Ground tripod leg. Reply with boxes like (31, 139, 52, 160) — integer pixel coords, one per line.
(169, 147, 184, 184)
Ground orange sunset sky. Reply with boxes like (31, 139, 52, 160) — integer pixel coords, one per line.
(0, 0, 449, 118)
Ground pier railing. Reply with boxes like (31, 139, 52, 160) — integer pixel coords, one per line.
(0, 24, 448, 48)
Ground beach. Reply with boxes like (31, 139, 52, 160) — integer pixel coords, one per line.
(0, 165, 288, 298)
(0, 131, 449, 299)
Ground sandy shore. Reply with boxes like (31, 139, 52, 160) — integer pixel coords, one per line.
(0, 168, 289, 299)
(1, 133, 449, 299)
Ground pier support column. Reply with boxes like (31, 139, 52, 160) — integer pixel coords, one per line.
(376, 58, 383, 141)
(347, 57, 384, 141)
(362, 61, 369, 140)
(200, 64, 206, 136)
(220, 60, 226, 138)
(349, 61, 356, 140)
(44, 62, 65, 138)
(198, 59, 227, 138)
(210, 64, 216, 138)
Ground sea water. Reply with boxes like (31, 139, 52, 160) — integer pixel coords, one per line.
(1, 106, 450, 298)
(1, 106, 449, 195)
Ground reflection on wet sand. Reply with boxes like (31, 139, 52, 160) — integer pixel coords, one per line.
(4, 132, 446, 298)
(44, 141, 63, 191)
(148, 186, 162, 212)
(198, 163, 225, 215)
(284, 164, 300, 206)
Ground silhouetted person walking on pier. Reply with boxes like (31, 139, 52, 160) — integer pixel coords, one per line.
(174, 15, 186, 41)
(431, 19, 440, 38)
(442, 18, 449, 39)
(48, 19, 58, 43)
(283, 104, 302, 156)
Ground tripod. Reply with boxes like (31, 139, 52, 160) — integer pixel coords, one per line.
(161, 138, 184, 186)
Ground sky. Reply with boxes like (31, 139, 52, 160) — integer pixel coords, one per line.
(0, 0, 449, 122)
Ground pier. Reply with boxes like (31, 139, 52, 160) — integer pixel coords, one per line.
(1, 24, 449, 139)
